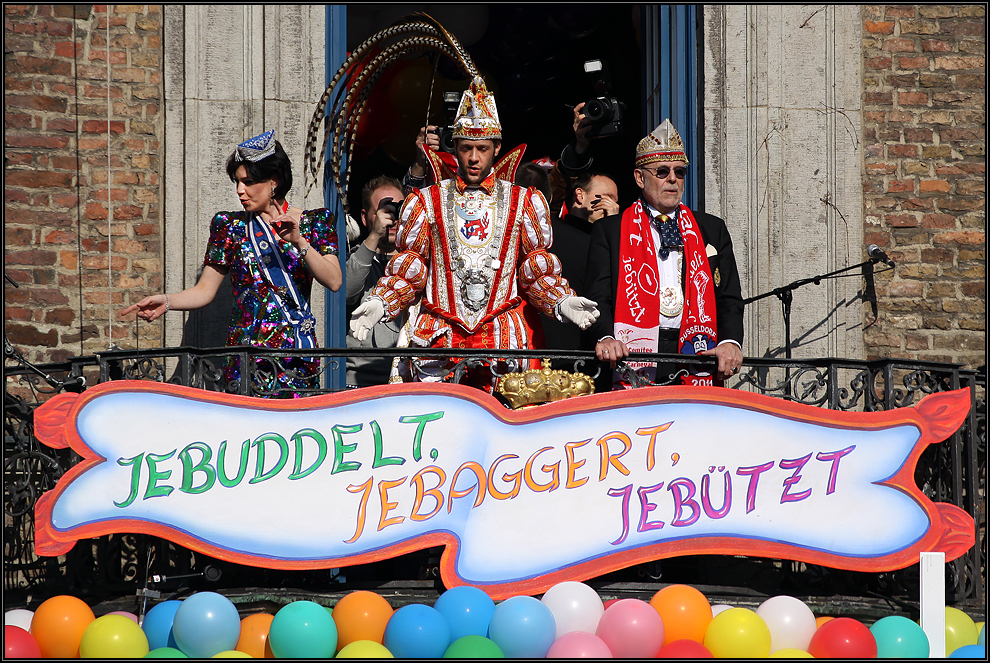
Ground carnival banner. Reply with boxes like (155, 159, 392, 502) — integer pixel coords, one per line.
(34, 381, 973, 599)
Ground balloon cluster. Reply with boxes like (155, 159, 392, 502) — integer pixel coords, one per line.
(4, 586, 986, 658)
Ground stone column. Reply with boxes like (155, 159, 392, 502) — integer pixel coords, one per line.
(163, 5, 326, 349)
(703, 5, 865, 361)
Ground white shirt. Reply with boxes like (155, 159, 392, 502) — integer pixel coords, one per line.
(643, 203, 683, 329)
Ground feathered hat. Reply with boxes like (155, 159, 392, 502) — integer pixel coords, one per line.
(302, 13, 480, 210)
(635, 119, 689, 167)
(452, 76, 501, 141)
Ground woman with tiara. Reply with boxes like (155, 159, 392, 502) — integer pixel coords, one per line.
(121, 130, 342, 396)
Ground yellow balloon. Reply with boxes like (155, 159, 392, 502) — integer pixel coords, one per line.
(336, 640, 394, 658)
(79, 614, 150, 659)
(212, 651, 252, 658)
(945, 607, 978, 654)
(703, 608, 772, 658)
(770, 648, 813, 658)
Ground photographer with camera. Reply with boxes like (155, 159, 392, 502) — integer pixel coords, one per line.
(403, 90, 461, 191)
(548, 59, 625, 220)
(403, 125, 442, 191)
(345, 175, 407, 387)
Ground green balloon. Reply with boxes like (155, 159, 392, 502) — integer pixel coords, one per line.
(443, 635, 504, 658)
(870, 616, 930, 659)
(145, 647, 189, 658)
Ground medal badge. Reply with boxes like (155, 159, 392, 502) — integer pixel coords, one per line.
(714, 267, 721, 287)
(658, 285, 684, 318)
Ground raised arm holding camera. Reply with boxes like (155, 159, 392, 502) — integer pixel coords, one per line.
(549, 59, 626, 220)
(345, 175, 407, 387)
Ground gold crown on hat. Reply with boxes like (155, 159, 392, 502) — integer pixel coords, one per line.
(452, 76, 501, 141)
(636, 119, 689, 167)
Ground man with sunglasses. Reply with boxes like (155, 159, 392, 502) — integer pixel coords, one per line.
(585, 119, 744, 387)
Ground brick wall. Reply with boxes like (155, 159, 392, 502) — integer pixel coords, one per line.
(4, 4, 163, 367)
(862, 5, 986, 369)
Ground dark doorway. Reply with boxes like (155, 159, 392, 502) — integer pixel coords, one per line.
(344, 5, 645, 216)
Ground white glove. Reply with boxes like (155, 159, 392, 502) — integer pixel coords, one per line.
(349, 297, 385, 342)
(559, 296, 599, 330)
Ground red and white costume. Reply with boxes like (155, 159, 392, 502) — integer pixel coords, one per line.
(370, 171, 574, 352)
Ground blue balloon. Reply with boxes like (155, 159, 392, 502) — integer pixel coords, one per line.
(171, 592, 240, 658)
(142, 601, 181, 650)
(487, 596, 556, 659)
(979, 624, 985, 647)
(949, 644, 986, 658)
(434, 586, 496, 640)
(870, 615, 929, 658)
(383, 603, 451, 658)
(269, 600, 338, 658)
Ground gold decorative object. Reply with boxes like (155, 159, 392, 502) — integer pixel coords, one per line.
(497, 364, 595, 409)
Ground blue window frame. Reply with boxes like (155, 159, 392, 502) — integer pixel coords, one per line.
(644, 5, 700, 210)
(324, 4, 347, 390)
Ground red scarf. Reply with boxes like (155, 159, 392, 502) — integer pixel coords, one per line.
(614, 200, 719, 386)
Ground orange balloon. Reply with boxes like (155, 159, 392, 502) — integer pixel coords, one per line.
(30, 595, 96, 658)
(331, 591, 394, 650)
(236, 613, 274, 658)
(650, 585, 713, 645)
(816, 616, 834, 628)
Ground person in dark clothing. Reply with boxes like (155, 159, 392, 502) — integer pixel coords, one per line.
(585, 119, 744, 388)
(345, 175, 405, 386)
(542, 172, 620, 358)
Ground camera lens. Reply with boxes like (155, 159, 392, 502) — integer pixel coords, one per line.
(440, 130, 455, 154)
(584, 98, 609, 122)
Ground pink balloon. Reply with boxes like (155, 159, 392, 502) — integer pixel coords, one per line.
(106, 611, 139, 623)
(595, 599, 665, 658)
(547, 631, 613, 658)
(603, 599, 621, 611)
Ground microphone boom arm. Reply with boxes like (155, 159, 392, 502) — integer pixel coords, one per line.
(744, 256, 887, 359)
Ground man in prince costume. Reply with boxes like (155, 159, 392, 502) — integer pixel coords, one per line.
(350, 77, 599, 385)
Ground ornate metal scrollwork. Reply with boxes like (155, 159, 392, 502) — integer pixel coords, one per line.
(121, 356, 167, 382)
(3, 346, 985, 605)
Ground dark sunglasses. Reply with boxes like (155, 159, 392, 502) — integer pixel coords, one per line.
(643, 166, 687, 180)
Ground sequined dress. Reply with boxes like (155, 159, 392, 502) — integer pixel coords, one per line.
(204, 209, 338, 396)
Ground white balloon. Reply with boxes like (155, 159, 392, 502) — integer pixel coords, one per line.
(540, 581, 605, 638)
(756, 595, 818, 654)
(4, 608, 34, 632)
(711, 603, 734, 617)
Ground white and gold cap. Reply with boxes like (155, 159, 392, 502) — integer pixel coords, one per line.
(452, 76, 501, 141)
(635, 119, 688, 167)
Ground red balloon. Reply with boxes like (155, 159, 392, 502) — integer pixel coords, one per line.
(657, 639, 714, 658)
(5, 625, 42, 659)
(808, 617, 877, 659)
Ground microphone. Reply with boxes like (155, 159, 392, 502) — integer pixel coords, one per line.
(867, 244, 895, 267)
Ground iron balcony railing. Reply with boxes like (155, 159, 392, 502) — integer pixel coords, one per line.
(4, 345, 986, 611)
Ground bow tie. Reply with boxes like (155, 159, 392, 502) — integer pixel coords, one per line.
(653, 213, 682, 260)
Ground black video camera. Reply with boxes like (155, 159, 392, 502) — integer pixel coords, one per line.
(428, 90, 462, 154)
(582, 59, 625, 139)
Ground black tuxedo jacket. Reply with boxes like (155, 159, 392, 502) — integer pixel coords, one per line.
(543, 213, 595, 351)
(585, 205, 744, 349)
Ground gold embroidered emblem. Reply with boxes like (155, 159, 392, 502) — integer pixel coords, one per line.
(714, 268, 721, 287)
